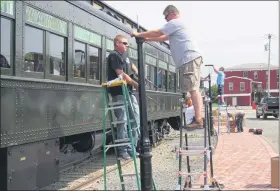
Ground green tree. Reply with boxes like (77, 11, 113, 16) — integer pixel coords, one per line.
(210, 84, 218, 102)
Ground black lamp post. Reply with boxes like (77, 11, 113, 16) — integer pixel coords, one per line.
(204, 65, 214, 136)
(135, 36, 153, 190)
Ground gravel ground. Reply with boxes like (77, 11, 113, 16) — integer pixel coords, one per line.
(83, 128, 218, 190)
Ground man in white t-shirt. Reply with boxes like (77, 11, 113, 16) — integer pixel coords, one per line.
(131, 5, 203, 129)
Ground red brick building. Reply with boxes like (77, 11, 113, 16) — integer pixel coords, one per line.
(224, 63, 279, 106)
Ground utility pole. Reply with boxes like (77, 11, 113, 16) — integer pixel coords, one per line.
(265, 34, 272, 96)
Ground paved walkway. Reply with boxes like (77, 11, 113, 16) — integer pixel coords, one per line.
(196, 126, 278, 190)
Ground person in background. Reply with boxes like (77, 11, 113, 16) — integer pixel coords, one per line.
(131, 5, 204, 129)
(212, 65, 226, 105)
(107, 34, 139, 160)
(235, 106, 245, 132)
(184, 92, 193, 108)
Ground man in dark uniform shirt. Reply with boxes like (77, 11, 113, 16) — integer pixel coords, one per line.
(107, 35, 139, 160)
(124, 56, 141, 152)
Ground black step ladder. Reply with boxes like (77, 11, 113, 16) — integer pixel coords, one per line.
(175, 95, 225, 190)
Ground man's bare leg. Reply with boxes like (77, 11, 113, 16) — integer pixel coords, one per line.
(189, 89, 203, 125)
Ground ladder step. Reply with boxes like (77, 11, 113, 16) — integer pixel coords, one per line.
(106, 105, 125, 110)
(105, 142, 131, 148)
(108, 101, 124, 106)
(111, 119, 135, 126)
(186, 136, 205, 139)
(185, 146, 205, 149)
(180, 172, 204, 176)
(115, 138, 131, 143)
(121, 173, 137, 177)
(184, 188, 202, 190)
(188, 184, 204, 187)
(185, 187, 220, 191)
(180, 150, 206, 156)
(189, 164, 204, 168)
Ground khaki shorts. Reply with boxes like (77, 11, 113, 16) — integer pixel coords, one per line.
(179, 57, 203, 93)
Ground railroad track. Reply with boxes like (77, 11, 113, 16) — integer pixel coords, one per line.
(41, 128, 177, 190)
(41, 128, 218, 190)
(41, 147, 133, 190)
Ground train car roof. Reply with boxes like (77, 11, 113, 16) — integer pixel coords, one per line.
(99, 1, 170, 48)
(68, 1, 171, 55)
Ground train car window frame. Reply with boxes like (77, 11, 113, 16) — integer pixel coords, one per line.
(22, 4, 69, 80)
(72, 25, 103, 84)
(73, 40, 87, 83)
(0, 16, 14, 76)
(87, 45, 101, 85)
(144, 54, 157, 91)
(45, 32, 67, 82)
(23, 24, 45, 79)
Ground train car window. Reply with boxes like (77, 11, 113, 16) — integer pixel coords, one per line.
(145, 54, 157, 67)
(157, 68, 167, 91)
(157, 60, 168, 91)
(0, 17, 12, 70)
(74, 41, 86, 78)
(177, 70, 181, 92)
(92, 1, 103, 10)
(74, 26, 102, 47)
(169, 55, 175, 65)
(49, 33, 66, 76)
(125, 21, 133, 29)
(150, 66, 156, 89)
(128, 47, 138, 67)
(104, 51, 111, 80)
(25, 6, 67, 36)
(144, 54, 157, 90)
(106, 39, 114, 51)
(128, 48, 138, 60)
(158, 50, 169, 63)
(168, 65, 176, 92)
(144, 43, 158, 58)
(24, 26, 44, 73)
(145, 65, 156, 90)
(88, 46, 100, 80)
(168, 72, 176, 92)
(1, 1, 14, 16)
